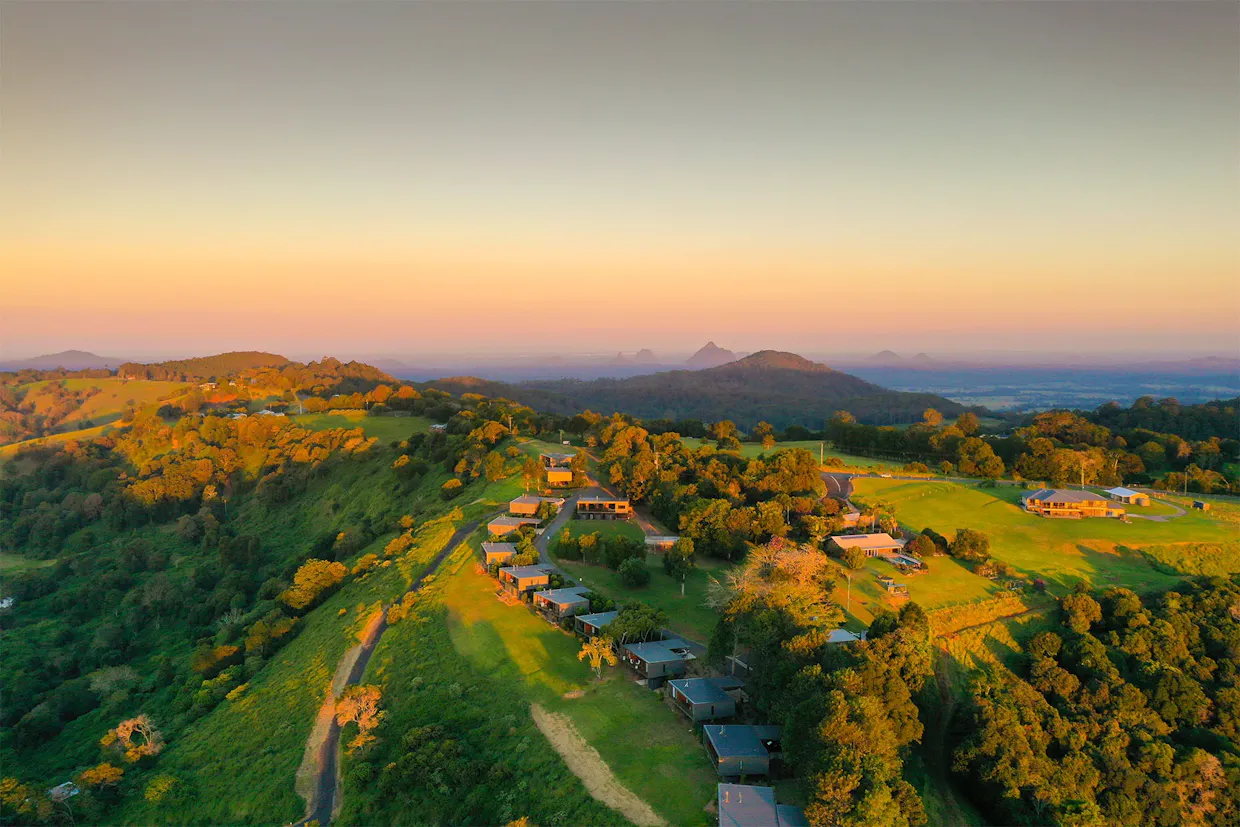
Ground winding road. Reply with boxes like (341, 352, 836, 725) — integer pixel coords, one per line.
(296, 518, 482, 827)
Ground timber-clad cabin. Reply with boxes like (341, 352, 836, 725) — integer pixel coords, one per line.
(481, 542, 517, 565)
(497, 564, 551, 596)
(509, 494, 565, 517)
(621, 638, 694, 687)
(574, 611, 619, 639)
(487, 515, 541, 536)
(703, 725, 783, 779)
(666, 676, 744, 721)
(532, 587, 591, 620)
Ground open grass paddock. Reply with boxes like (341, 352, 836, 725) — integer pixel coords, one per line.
(291, 410, 432, 442)
(852, 478, 1240, 595)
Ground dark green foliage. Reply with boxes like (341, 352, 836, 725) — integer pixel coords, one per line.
(949, 528, 991, 564)
(954, 578, 1240, 826)
(617, 558, 650, 588)
(603, 603, 666, 645)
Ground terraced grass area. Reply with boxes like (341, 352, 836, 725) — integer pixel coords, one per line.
(340, 545, 719, 826)
(853, 478, 1240, 595)
(291, 410, 432, 443)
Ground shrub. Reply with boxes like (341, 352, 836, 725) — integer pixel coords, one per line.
(440, 478, 464, 500)
(604, 535, 644, 570)
(618, 558, 650, 587)
(840, 547, 867, 570)
(903, 462, 930, 474)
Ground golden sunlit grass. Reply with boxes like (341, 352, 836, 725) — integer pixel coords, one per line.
(291, 410, 433, 442)
(343, 542, 719, 826)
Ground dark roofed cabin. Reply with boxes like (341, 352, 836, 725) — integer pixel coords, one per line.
(574, 611, 619, 639)
(703, 725, 783, 779)
(532, 587, 591, 620)
(666, 677, 743, 721)
(482, 542, 517, 566)
(497, 565, 551, 597)
(621, 638, 694, 688)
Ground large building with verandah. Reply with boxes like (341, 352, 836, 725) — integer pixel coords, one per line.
(1021, 489, 1123, 518)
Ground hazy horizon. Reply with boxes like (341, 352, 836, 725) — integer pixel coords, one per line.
(3, 1, 1238, 358)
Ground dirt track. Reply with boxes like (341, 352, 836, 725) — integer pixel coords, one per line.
(530, 703, 667, 827)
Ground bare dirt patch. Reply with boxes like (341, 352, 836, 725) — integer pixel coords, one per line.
(530, 703, 667, 827)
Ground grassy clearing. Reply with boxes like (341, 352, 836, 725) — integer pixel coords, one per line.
(118, 517, 462, 825)
(853, 478, 1238, 596)
(20, 378, 188, 428)
(341, 546, 719, 826)
(0, 552, 57, 574)
(291, 410, 432, 443)
(562, 519, 647, 545)
(554, 550, 731, 643)
(680, 438, 909, 471)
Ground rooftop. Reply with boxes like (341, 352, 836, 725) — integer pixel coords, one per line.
(645, 535, 681, 545)
(541, 452, 576, 463)
(536, 587, 591, 606)
(1105, 487, 1142, 498)
(1023, 489, 1108, 503)
(668, 677, 734, 706)
(481, 542, 517, 554)
(718, 784, 777, 827)
(625, 638, 693, 664)
(825, 628, 864, 644)
(830, 533, 905, 551)
(499, 565, 551, 580)
(511, 494, 564, 506)
(489, 516, 541, 528)
(704, 725, 776, 760)
(576, 610, 620, 628)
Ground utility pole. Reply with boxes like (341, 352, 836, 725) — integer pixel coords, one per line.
(845, 571, 852, 614)
(820, 442, 824, 466)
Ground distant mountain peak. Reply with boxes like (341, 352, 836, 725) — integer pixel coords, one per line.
(686, 342, 737, 368)
(911, 352, 935, 363)
(633, 349, 658, 363)
(871, 350, 903, 362)
(722, 350, 832, 372)
(1, 350, 127, 371)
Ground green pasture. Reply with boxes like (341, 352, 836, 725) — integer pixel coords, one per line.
(291, 410, 432, 443)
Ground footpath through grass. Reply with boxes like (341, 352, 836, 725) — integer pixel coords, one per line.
(117, 517, 463, 825)
(853, 478, 1240, 596)
(340, 545, 719, 826)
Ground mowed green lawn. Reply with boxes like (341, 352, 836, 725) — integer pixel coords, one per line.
(291, 410, 432, 442)
(345, 545, 719, 826)
(680, 438, 910, 471)
(853, 479, 1240, 596)
(552, 524, 731, 643)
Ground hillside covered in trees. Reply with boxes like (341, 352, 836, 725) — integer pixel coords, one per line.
(427, 351, 972, 427)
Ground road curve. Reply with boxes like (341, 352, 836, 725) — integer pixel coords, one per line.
(297, 518, 482, 827)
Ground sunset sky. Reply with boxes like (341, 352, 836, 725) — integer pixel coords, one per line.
(2, 1, 1237, 361)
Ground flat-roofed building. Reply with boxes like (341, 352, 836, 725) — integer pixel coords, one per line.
(1021, 489, 1122, 518)
(644, 535, 680, 552)
(1104, 487, 1151, 507)
(497, 564, 551, 596)
(533, 587, 591, 620)
(574, 610, 619, 639)
(576, 491, 633, 520)
(829, 533, 906, 557)
(509, 494, 565, 517)
(716, 784, 807, 827)
(621, 638, 695, 687)
(482, 542, 518, 566)
(487, 515, 542, 537)
(666, 676, 744, 721)
(703, 725, 783, 778)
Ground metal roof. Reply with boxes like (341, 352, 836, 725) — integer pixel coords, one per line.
(499, 565, 551, 580)
(1023, 489, 1107, 503)
(830, 533, 904, 550)
(704, 726, 772, 759)
(575, 611, 619, 628)
(1105, 487, 1141, 498)
(625, 639, 692, 664)
(668, 677, 733, 706)
(535, 587, 591, 606)
(482, 542, 517, 554)
(826, 628, 863, 644)
(718, 784, 778, 827)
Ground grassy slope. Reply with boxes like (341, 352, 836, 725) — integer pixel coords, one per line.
(853, 479, 1239, 596)
(290, 410, 432, 443)
(22, 378, 188, 426)
(341, 544, 719, 826)
(117, 515, 463, 824)
(0, 552, 56, 574)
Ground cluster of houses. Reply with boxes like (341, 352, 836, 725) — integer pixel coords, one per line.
(478, 449, 808, 825)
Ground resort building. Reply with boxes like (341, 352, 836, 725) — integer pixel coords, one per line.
(497, 565, 552, 597)
(620, 638, 695, 687)
(1021, 489, 1123, 518)
(576, 493, 633, 520)
(509, 494, 565, 517)
(666, 676, 745, 722)
(487, 515, 542, 537)
(533, 587, 591, 620)
(574, 611, 619, 639)
(828, 533, 906, 557)
(703, 725, 784, 779)
(644, 535, 680, 552)
(481, 542, 517, 566)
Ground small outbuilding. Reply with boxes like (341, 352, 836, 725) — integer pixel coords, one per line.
(1105, 487, 1151, 507)
(533, 587, 591, 620)
(574, 611, 619, 639)
(644, 535, 680, 552)
(1193, 500, 1211, 511)
(703, 725, 783, 779)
